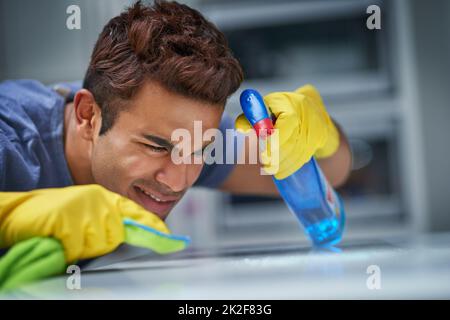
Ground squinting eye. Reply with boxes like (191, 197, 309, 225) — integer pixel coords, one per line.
(145, 144, 167, 153)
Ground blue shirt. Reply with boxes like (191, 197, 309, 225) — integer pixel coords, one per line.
(0, 79, 240, 192)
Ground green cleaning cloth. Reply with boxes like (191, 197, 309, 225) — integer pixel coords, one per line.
(0, 219, 190, 292)
(0, 237, 66, 292)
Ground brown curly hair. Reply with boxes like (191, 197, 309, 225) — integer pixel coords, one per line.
(83, 0, 243, 135)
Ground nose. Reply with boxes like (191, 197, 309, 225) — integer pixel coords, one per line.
(155, 160, 190, 193)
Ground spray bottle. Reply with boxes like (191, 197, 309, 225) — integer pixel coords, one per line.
(240, 89, 346, 247)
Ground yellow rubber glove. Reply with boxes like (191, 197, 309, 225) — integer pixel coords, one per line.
(0, 184, 170, 263)
(235, 84, 340, 180)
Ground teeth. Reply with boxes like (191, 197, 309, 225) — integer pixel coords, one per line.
(139, 187, 165, 202)
(149, 193, 163, 202)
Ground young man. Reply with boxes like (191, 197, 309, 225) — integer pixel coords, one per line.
(0, 1, 351, 263)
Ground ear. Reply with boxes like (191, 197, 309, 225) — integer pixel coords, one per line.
(73, 89, 102, 141)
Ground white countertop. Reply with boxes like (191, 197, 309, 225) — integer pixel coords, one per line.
(3, 232, 450, 299)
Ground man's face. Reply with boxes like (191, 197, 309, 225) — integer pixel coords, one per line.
(90, 81, 223, 220)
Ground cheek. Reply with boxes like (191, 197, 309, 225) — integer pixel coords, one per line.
(91, 136, 141, 189)
(124, 154, 159, 178)
(90, 139, 117, 188)
(93, 135, 204, 191)
(119, 144, 178, 185)
(113, 144, 158, 179)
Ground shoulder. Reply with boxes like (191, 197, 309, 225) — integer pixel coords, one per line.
(0, 80, 74, 191)
(0, 79, 65, 141)
(0, 129, 32, 191)
(0, 79, 61, 111)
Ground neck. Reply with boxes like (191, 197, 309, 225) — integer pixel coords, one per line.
(64, 102, 95, 185)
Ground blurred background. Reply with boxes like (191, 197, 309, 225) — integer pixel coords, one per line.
(0, 0, 449, 249)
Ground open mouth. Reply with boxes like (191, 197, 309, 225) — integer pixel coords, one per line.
(132, 185, 177, 219)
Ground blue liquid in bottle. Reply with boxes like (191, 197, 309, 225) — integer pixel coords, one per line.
(240, 89, 346, 247)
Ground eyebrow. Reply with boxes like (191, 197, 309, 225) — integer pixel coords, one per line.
(142, 134, 213, 154)
(142, 134, 174, 150)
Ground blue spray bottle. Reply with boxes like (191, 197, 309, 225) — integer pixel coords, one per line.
(240, 89, 346, 247)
